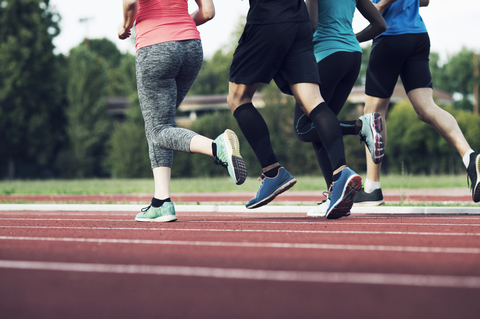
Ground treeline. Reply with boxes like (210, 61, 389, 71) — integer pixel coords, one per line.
(1, 0, 479, 181)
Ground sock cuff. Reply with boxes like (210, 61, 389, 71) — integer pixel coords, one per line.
(233, 102, 255, 118)
(364, 179, 381, 193)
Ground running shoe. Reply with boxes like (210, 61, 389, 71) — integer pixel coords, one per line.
(214, 129, 247, 185)
(353, 187, 385, 206)
(326, 167, 362, 219)
(307, 194, 330, 217)
(359, 112, 384, 164)
(467, 152, 480, 202)
(246, 167, 297, 209)
(135, 201, 177, 222)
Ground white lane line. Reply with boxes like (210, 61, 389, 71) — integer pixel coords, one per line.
(1, 225, 480, 237)
(1, 236, 479, 254)
(0, 260, 479, 289)
(2, 211, 480, 220)
(1, 218, 480, 227)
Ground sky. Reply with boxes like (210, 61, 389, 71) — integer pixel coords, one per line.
(49, 0, 480, 64)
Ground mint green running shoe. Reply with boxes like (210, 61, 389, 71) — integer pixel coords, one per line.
(214, 129, 247, 185)
(135, 201, 177, 222)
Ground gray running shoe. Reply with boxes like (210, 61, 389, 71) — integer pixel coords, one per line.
(353, 187, 385, 206)
(467, 152, 480, 202)
(359, 112, 384, 164)
(214, 129, 247, 185)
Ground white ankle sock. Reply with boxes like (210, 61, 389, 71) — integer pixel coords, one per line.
(364, 179, 381, 193)
(463, 149, 474, 168)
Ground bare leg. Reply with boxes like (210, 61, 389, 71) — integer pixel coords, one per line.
(189, 135, 213, 156)
(408, 88, 471, 157)
(153, 166, 171, 199)
(289, 82, 324, 115)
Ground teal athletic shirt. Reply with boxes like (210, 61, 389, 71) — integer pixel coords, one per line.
(312, 0, 361, 63)
(373, 0, 427, 36)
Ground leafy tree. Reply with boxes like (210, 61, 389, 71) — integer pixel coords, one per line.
(89, 38, 123, 68)
(105, 94, 151, 178)
(58, 45, 111, 178)
(437, 48, 478, 111)
(0, 0, 65, 178)
(189, 49, 232, 95)
(354, 45, 371, 87)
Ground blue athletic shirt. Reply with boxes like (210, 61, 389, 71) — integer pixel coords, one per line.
(374, 0, 427, 36)
(312, 0, 361, 62)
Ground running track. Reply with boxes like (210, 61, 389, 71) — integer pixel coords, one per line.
(1, 209, 480, 318)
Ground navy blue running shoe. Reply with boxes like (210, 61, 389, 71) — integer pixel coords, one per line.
(246, 167, 297, 209)
(326, 167, 362, 219)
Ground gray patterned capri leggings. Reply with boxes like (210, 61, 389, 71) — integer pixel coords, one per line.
(136, 39, 203, 169)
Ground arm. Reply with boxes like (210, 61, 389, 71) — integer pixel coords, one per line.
(118, 0, 138, 40)
(420, 0, 429, 7)
(191, 0, 215, 26)
(305, 0, 318, 33)
(355, 0, 387, 43)
(373, 0, 398, 13)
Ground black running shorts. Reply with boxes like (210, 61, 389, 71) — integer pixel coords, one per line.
(229, 22, 320, 95)
(365, 33, 433, 98)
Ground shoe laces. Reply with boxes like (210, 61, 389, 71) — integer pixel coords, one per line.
(327, 183, 334, 197)
(467, 175, 473, 192)
(257, 174, 266, 182)
(358, 133, 367, 145)
(316, 191, 329, 205)
(213, 156, 227, 168)
(141, 205, 151, 212)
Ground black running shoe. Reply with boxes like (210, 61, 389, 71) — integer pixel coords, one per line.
(467, 152, 480, 202)
(353, 187, 385, 206)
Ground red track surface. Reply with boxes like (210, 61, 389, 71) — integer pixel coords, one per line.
(0, 188, 475, 204)
(1, 208, 480, 318)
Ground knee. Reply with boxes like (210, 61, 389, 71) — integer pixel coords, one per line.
(227, 94, 240, 113)
(414, 103, 440, 124)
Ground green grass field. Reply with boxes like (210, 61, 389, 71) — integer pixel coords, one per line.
(0, 174, 469, 195)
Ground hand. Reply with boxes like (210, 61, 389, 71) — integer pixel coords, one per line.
(117, 23, 131, 40)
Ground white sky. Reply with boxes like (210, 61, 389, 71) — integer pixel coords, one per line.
(50, 0, 480, 63)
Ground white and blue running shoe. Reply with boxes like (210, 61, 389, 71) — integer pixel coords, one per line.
(359, 112, 384, 164)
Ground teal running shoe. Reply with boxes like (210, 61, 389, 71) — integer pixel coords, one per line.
(326, 167, 362, 219)
(214, 129, 247, 185)
(135, 201, 177, 222)
(359, 112, 384, 164)
(246, 167, 296, 209)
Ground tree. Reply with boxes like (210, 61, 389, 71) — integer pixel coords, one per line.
(436, 48, 479, 111)
(104, 94, 151, 178)
(0, 0, 65, 178)
(58, 45, 111, 178)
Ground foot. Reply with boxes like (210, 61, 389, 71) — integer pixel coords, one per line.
(214, 129, 247, 185)
(307, 194, 330, 217)
(359, 112, 384, 164)
(326, 167, 362, 219)
(353, 187, 385, 206)
(246, 167, 297, 209)
(467, 152, 480, 202)
(135, 202, 177, 222)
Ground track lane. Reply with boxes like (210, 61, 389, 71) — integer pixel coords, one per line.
(1, 210, 480, 318)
